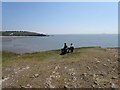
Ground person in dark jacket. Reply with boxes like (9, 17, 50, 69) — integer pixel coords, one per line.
(60, 43, 68, 55)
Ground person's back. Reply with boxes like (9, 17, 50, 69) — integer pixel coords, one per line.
(70, 43, 74, 52)
(63, 43, 68, 53)
(64, 43, 67, 49)
(60, 43, 68, 55)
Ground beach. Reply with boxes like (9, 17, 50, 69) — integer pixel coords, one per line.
(2, 47, 119, 88)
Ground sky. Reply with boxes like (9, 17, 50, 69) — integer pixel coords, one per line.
(2, 2, 118, 34)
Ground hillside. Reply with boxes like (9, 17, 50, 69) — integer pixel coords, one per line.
(0, 31, 49, 36)
(2, 47, 119, 88)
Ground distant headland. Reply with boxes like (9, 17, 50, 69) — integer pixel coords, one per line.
(0, 31, 49, 36)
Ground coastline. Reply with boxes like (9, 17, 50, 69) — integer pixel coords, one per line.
(1, 46, 119, 54)
(0, 36, 49, 38)
(0, 35, 50, 38)
(0, 36, 37, 38)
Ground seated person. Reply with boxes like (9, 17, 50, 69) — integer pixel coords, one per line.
(61, 43, 68, 55)
(69, 43, 74, 52)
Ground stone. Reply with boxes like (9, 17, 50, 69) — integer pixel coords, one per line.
(92, 85, 95, 88)
(72, 77, 77, 81)
(55, 65, 60, 70)
(56, 75, 60, 78)
(83, 73, 87, 76)
(93, 74, 97, 78)
(64, 85, 69, 88)
(97, 60, 100, 63)
(49, 84, 55, 88)
(107, 59, 110, 62)
(94, 65, 98, 69)
(64, 67, 67, 69)
(111, 83, 117, 88)
(68, 79, 71, 81)
(2, 77, 9, 82)
(94, 81, 98, 85)
(69, 68, 74, 72)
(26, 84, 32, 88)
(34, 74, 39, 78)
(52, 71, 56, 74)
(103, 64, 107, 66)
(111, 76, 117, 79)
(87, 66, 90, 70)
(95, 58, 98, 60)
(70, 72, 75, 76)
(20, 85, 27, 88)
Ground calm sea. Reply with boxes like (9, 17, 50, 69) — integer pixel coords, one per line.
(1, 34, 118, 53)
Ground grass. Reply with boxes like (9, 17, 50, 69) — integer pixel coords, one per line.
(2, 47, 101, 67)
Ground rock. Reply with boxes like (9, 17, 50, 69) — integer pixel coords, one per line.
(68, 68, 74, 72)
(68, 79, 71, 81)
(95, 58, 98, 60)
(111, 83, 117, 88)
(52, 71, 56, 74)
(87, 66, 90, 70)
(54, 65, 60, 70)
(94, 65, 98, 69)
(34, 74, 39, 78)
(97, 60, 100, 63)
(72, 77, 77, 81)
(2, 77, 9, 82)
(46, 78, 51, 84)
(107, 59, 110, 62)
(114, 55, 117, 58)
(99, 73, 104, 76)
(111, 76, 117, 79)
(64, 85, 69, 88)
(64, 67, 67, 69)
(50, 75, 55, 78)
(56, 75, 60, 78)
(70, 72, 75, 76)
(94, 78, 100, 85)
(15, 72, 18, 74)
(28, 84, 31, 87)
(64, 78, 67, 81)
(103, 64, 107, 66)
(49, 84, 55, 88)
(92, 85, 95, 88)
(26, 84, 32, 88)
(83, 73, 87, 76)
(94, 81, 98, 85)
(93, 74, 97, 78)
(20, 85, 27, 88)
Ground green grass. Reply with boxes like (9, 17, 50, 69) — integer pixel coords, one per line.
(2, 47, 101, 66)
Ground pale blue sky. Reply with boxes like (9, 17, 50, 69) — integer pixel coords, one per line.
(2, 2, 118, 34)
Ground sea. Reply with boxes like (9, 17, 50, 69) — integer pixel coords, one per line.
(1, 34, 118, 53)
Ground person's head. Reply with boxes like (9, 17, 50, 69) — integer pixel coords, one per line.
(64, 43, 67, 47)
(71, 43, 73, 45)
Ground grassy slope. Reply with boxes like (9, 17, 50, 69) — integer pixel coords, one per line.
(2, 47, 93, 66)
(2, 47, 119, 88)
